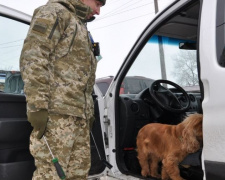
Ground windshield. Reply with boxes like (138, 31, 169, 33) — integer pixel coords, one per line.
(125, 35, 199, 94)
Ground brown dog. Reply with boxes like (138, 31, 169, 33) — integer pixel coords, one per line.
(136, 113, 203, 180)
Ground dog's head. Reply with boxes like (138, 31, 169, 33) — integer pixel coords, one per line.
(181, 114, 203, 153)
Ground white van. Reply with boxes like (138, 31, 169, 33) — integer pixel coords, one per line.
(0, 0, 224, 179)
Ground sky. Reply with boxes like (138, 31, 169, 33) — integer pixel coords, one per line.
(1, 0, 175, 78)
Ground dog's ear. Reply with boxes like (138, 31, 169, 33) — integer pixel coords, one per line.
(182, 125, 200, 153)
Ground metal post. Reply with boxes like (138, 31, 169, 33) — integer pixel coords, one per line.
(154, 0, 167, 87)
(154, 0, 159, 13)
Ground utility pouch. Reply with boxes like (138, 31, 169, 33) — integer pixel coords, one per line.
(92, 42, 100, 56)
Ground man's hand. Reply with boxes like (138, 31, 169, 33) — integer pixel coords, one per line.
(27, 109, 48, 139)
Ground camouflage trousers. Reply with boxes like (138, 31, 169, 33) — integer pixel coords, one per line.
(30, 114, 91, 180)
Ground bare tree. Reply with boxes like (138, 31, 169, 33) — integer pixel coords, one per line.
(171, 51, 198, 86)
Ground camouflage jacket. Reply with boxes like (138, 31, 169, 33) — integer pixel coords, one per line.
(20, 0, 97, 120)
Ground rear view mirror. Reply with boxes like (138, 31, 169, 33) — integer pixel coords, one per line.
(179, 42, 196, 50)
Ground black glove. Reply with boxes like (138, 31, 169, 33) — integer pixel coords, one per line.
(27, 109, 48, 139)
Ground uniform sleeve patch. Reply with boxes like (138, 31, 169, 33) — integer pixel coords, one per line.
(32, 22, 47, 34)
(32, 18, 52, 35)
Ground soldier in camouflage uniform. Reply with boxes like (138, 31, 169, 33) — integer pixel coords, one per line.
(20, 0, 105, 179)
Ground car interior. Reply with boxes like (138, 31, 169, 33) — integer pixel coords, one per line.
(114, 1, 204, 179)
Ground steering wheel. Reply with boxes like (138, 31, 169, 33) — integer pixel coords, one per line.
(149, 80, 190, 113)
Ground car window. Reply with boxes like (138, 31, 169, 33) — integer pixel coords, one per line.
(125, 35, 199, 93)
(0, 16, 29, 93)
(124, 78, 141, 94)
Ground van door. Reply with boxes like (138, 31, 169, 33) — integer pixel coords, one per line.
(102, 0, 212, 179)
(0, 7, 35, 180)
(200, 0, 225, 179)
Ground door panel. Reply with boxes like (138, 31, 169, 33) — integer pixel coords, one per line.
(89, 92, 107, 175)
(0, 8, 35, 180)
(0, 93, 35, 180)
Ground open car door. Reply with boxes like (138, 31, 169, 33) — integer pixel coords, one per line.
(98, 0, 225, 180)
(0, 5, 35, 180)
